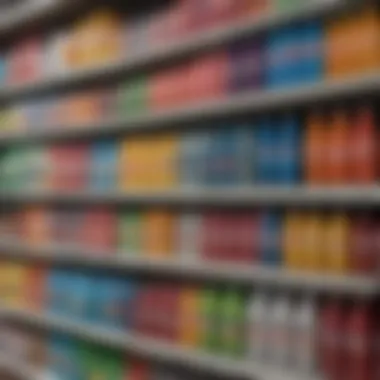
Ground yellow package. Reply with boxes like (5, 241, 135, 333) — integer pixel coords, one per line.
(5, 263, 27, 309)
(74, 9, 123, 68)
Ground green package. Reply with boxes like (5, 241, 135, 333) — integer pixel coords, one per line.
(273, 0, 305, 13)
(80, 344, 124, 380)
(118, 211, 143, 255)
(118, 76, 147, 118)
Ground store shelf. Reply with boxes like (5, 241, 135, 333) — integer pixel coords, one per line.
(0, 0, 348, 103)
(0, 240, 377, 296)
(0, 308, 323, 380)
(0, 0, 85, 38)
(0, 72, 379, 143)
(2, 186, 380, 206)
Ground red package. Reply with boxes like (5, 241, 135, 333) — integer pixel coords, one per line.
(81, 207, 117, 252)
(192, 52, 227, 103)
(49, 143, 90, 191)
(7, 37, 44, 86)
(128, 360, 150, 380)
(233, 213, 257, 263)
(132, 283, 150, 336)
(163, 284, 180, 342)
(319, 300, 347, 380)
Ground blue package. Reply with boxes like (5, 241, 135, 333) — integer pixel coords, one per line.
(91, 276, 127, 329)
(181, 130, 210, 188)
(0, 57, 6, 83)
(276, 114, 301, 185)
(49, 334, 82, 380)
(300, 21, 324, 84)
(123, 279, 138, 329)
(254, 119, 276, 185)
(90, 140, 118, 191)
(266, 27, 295, 88)
(259, 211, 283, 266)
(47, 269, 71, 316)
(205, 126, 254, 187)
(66, 272, 93, 321)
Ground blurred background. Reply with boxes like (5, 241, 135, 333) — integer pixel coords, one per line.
(0, 0, 378, 379)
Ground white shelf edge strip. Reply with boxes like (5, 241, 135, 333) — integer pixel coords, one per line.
(0, 240, 377, 296)
(1, 72, 379, 143)
(0, 308, 324, 380)
(0, 0, 80, 35)
(0, 0, 348, 101)
(2, 186, 380, 206)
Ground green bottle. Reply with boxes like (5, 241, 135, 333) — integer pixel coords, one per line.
(219, 288, 247, 358)
(200, 287, 222, 353)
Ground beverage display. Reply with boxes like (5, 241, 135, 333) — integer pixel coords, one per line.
(0, 1, 378, 380)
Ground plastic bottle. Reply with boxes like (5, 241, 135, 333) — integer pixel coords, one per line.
(303, 213, 324, 272)
(349, 213, 377, 275)
(326, 108, 349, 185)
(269, 293, 292, 368)
(219, 288, 246, 357)
(247, 291, 268, 363)
(259, 211, 283, 267)
(304, 111, 326, 184)
(319, 299, 347, 380)
(345, 302, 374, 380)
(292, 295, 317, 374)
(324, 212, 349, 274)
(350, 105, 377, 184)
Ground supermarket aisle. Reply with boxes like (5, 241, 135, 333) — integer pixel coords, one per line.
(0, 0, 378, 380)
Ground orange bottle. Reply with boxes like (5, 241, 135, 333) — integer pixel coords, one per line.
(304, 111, 327, 184)
(350, 105, 377, 184)
(326, 15, 350, 78)
(326, 108, 349, 185)
(348, 6, 380, 75)
(179, 285, 201, 347)
(303, 213, 325, 272)
(324, 212, 349, 274)
(283, 211, 304, 270)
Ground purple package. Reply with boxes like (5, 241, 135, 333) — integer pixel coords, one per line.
(228, 38, 264, 93)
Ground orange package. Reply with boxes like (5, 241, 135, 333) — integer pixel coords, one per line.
(326, 6, 380, 78)
(23, 207, 50, 247)
(25, 265, 47, 311)
(5, 263, 27, 309)
(325, 108, 350, 185)
(143, 209, 175, 259)
(150, 134, 179, 190)
(178, 285, 200, 347)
